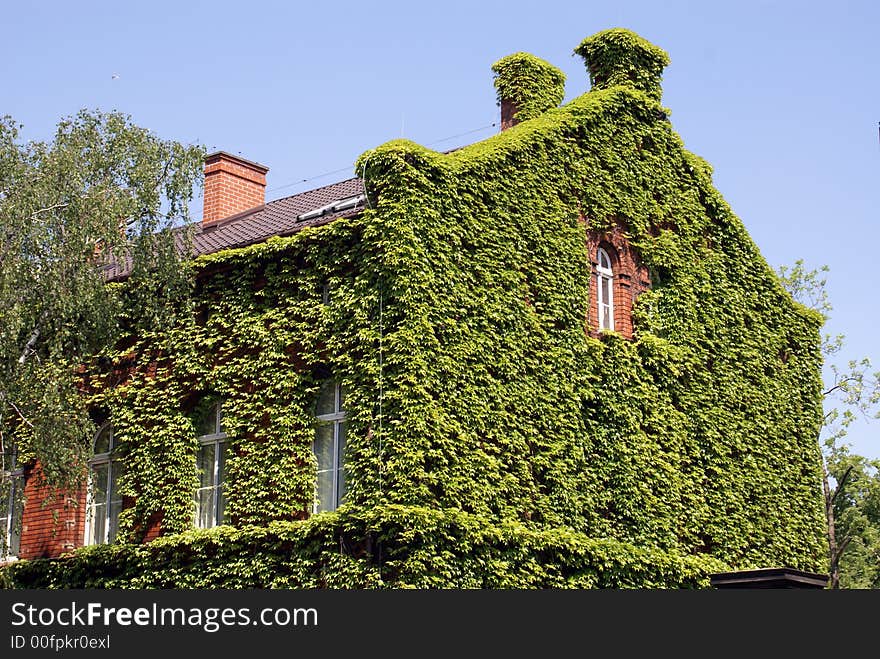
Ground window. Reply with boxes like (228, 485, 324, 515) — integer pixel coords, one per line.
(313, 382, 346, 513)
(86, 424, 122, 545)
(195, 402, 228, 528)
(1, 445, 24, 559)
(596, 247, 614, 331)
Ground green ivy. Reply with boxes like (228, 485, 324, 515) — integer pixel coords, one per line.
(492, 52, 566, 122)
(1, 506, 726, 588)
(575, 28, 671, 100)
(2, 29, 827, 589)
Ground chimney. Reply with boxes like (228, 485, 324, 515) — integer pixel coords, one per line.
(202, 151, 269, 224)
(500, 98, 519, 132)
(491, 52, 565, 131)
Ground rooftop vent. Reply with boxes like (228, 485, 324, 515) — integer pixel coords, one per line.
(297, 194, 366, 221)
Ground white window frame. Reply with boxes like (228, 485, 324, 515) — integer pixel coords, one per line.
(313, 382, 346, 513)
(84, 424, 122, 546)
(596, 247, 615, 331)
(1, 445, 24, 561)
(195, 402, 228, 529)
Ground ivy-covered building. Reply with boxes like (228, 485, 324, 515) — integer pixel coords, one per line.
(3, 29, 827, 588)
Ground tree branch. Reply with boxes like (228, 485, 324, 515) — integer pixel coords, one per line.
(823, 375, 861, 398)
(7, 399, 33, 428)
(17, 308, 49, 365)
(17, 326, 40, 364)
(29, 202, 69, 219)
(830, 465, 854, 504)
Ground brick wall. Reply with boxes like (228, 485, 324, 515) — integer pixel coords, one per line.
(500, 98, 519, 131)
(16, 468, 164, 559)
(586, 226, 651, 339)
(17, 464, 87, 560)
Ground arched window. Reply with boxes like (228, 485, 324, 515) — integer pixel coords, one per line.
(195, 402, 228, 528)
(86, 424, 122, 545)
(313, 381, 346, 513)
(596, 247, 614, 331)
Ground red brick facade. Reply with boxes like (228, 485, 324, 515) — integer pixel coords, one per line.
(586, 225, 651, 339)
(17, 464, 86, 560)
(500, 98, 520, 131)
(202, 152, 268, 225)
(15, 462, 163, 559)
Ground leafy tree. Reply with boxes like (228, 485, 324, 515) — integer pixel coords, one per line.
(0, 110, 204, 507)
(778, 260, 880, 588)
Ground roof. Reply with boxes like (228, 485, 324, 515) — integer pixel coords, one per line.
(105, 177, 366, 280)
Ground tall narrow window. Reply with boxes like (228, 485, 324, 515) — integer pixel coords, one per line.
(596, 247, 614, 331)
(313, 382, 346, 513)
(1, 445, 24, 559)
(195, 402, 228, 528)
(86, 425, 122, 545)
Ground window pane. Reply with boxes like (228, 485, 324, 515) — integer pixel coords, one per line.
(2, 445, 16, 471)
(9, 480, 23, 556)
(109, 462, 120, 502)
(336, 422, 346, 470)
(217, 485, 227, 525)
(338, 385, 345, 412)
(196, 488, 213, 528)
(197, 444, 216, 488)
(337, 421, 347, 504)
(108, 498, 122, 543)
(90, 502, 107, 545)
(337, 469, 347, 505)
(316, 382, 337, 416)
(1, 484, 10, 539)
(2, 475, 23, 556)
(316, 470, 333, 513)
(94, 426, 112, 454)
(196, 403, 219, 437)
(314, 424, 334, 472)
(91, 464, 109, 502)
(107, 464, 121, 543)
(216, 442, 227, 525)
(217, 441, 227, 481)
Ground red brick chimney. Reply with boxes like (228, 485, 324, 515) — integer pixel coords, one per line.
(500, 98, 519, 131)
(202, 151, 269, 224)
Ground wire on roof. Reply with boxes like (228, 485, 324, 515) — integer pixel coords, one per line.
(267, 165, 356, 193)
(266, 122, 498, 194)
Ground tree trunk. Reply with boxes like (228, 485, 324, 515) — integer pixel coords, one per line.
(822, 459, 841, 589)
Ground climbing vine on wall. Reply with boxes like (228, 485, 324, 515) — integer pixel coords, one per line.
(4, 29, 827, 588)
(492, 52, 566, 122)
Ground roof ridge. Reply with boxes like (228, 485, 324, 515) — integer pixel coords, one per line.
(265, 176, 363, 206)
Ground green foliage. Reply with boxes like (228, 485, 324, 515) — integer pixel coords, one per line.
(827, 450, 880, 588)
(0, 111, 204, 493)
(492, 53, 566, 122)
(1, 506, 726, 589)
(2, 30, 828, 586)
(778, 260, 880, 588)
(575, 28, 670, 100)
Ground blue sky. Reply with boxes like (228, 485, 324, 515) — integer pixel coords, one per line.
(4, 1, 879, 458)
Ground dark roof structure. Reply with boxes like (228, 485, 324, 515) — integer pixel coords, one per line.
(104, 177, 365, 280)
(197, 177, 365, 253)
